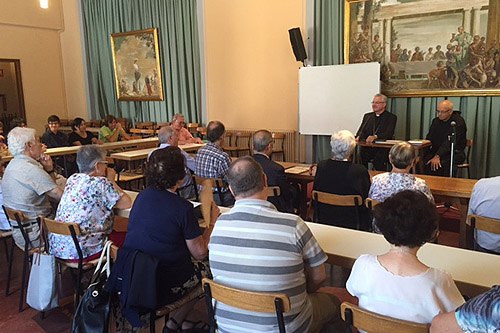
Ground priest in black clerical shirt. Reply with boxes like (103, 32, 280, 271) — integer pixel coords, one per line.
(355, 93, 397, 171)
(424, 100, 467, 177)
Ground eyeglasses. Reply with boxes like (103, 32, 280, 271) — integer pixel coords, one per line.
(436, 109, 452, 114)
(372, 102, 385, 104)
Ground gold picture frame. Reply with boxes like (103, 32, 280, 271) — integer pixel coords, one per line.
(344, 0, 500, 97)
(111, 28, 164, 101)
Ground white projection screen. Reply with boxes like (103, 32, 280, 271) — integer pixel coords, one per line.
(298, 63, 380, 136)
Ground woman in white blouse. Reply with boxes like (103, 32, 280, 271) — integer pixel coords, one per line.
(346, 190, 464, 324)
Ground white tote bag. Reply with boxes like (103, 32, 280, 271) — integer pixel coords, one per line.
(27, 250, 59, 311)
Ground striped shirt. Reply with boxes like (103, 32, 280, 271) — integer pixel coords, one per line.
(208, 199, 327, 333)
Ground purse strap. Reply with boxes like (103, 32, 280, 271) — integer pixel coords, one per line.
(92, 240, 113, 280)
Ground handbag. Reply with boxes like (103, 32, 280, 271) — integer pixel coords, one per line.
(72, 240, 113, 333)
(26, 251, 59, 311)
(26, 219, 58, 311)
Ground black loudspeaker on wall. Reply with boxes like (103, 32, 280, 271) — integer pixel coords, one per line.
(288, 27, 307, 64)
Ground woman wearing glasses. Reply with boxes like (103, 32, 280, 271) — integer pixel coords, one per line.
(49, 145, 131, 261)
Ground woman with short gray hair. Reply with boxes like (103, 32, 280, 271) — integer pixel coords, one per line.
(313, 130, 371, 230)
(49, 145, 132, 261)
(369, 141, 434, 203)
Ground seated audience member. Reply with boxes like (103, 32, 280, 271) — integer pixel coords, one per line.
(313, 130, 371, 230)
(424, 100, 467, 176)
(69, 118, 103, 146)
(209, 156, 345, 332)
(98, 115, 131, 143)
(252, 129, 297, 213)
(41, 114, 77, 176)
(148, 126, 195, 199)
(9, 117, 26, 129)
(194, 120, 234, 206)
(346, 190, 464, 324)
(468, 175, 500, 254)
(2, 127, 63, 249)
(49, 145, 131, 261)
(124, 147, 219, 331)
(0, 156, 10, 231)
(41, 115, 69, 148)
(430, 285, 500, 333)
(369, 141, 434, 203)
(172, 113, 203, 145)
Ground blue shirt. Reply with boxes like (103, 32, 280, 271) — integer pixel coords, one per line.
(455, 285, 500, 332)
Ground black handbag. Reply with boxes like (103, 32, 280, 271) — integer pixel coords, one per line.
(72, 241, 113, 333)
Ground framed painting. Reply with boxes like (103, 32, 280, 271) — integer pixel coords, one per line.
(111, 28, 164, 101)
(344, 0, 500, 97)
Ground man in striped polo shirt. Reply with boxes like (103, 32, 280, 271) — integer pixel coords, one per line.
(209, 156, 344, 332)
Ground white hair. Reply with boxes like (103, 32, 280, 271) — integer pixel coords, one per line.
(7, 127, 36, 157)
(330, 130, 356, 160)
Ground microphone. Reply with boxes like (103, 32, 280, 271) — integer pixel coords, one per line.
(450, 121, 456, 127)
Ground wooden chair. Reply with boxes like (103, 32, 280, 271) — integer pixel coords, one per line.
(457, 139, 473, 178)
(135, 121, 154, 129)
(467, 214, 500, 250)
(192, 175, 228, 206)
(271, 133, 285, 161)
(197, 127, 207, 140)
(59, 119, 70, 126)
(187, 123, 199, 135)
(224, 132, 251, 157)
(223, 131, 233, 147)
(129, 128, 156, 138)
(156, 122, 170, 130)
(38, 216, 101, 306)
(90, 119, 101, 127)
(268, 186, 281, 198)
(365, 198, 381, 210)
(202, 278, 291, 333)
(341, 302, 430, 333)
(2, 206, 38, 312)
(311, 190, 363, 230)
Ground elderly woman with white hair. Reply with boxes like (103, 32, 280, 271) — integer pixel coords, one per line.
(2, 127, 63, 249)
(369, 141, 434, 203)
(49, 145, 131, 262)
(312, 130, 371, 230)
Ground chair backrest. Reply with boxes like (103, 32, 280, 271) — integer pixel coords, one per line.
(110, 244, 119, 262)
(464, 139, 473, 162)
(235, 132, 251, 147)
(2, 206, 32, 250)
(202, 278, 290, 333)
(467, 214, 500, 235)
(365, 198, 381, 210)
(268, 186, 281, 197)
(312, 190, 363, 207)
(130, 128, 156, 137)
(38, 216, 83, 261)
(156, 122, 170, 129)
(341, 302, 430, 333)
(272, 133, 285, 150)
(311, 190, 363, 229)
(135, 122, 154, 129)
(224, 131, 233, 146)
(187, 123, 199, 134)
(90, 119, 102, 127)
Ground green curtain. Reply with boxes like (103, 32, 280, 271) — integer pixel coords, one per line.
(313, 0, 500, 178)
(81, 0, 201, 126)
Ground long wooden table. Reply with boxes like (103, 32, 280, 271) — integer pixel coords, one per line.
(110, 143, 205, 162)
(281, 163, 478, 249)
(115, 191, 496, 298)
(307, 222, 496, 298)
(1, 137, 160, 163)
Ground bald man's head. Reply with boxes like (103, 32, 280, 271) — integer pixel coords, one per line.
(437, 100, 454, 121)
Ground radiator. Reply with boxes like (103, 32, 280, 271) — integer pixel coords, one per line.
(225, 129, 296, 162)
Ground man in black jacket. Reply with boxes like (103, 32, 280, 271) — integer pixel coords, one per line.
(252, 130, 297, 213)
(425, 100, 467, 176)
(355, 93, 397, 170)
